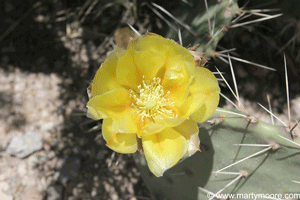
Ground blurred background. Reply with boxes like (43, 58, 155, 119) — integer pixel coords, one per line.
(0, 0, 299, 199)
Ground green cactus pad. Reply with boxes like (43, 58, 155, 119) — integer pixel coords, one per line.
(133, 108, 300, 200)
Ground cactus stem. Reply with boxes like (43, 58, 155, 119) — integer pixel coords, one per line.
(278, 135, 300, 147)
(208, 173, 244, 200)
(257, 102, 287, 127)
(215, 146, 273, 173)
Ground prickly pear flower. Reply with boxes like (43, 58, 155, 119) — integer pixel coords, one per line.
(86, 33, 220, 177)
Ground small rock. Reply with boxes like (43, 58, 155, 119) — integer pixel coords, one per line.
(58, 156, 81, 184)
(47, 185, 63, 200)
(6, 131, 43, 158)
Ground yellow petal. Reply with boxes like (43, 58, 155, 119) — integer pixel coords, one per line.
(86, 88, 133, 120)
(140, 115, 187, 137)
(91, 48, 123, 97)
(140, 117, 186, 136)
(182, 133, 200, 158)
(102, 118, 137, 153)
(191, 92, 220, 123)
(86, 104, 106, 120)
(189, 67, 220, 94)
(172, 119, 199, 139)
(190, 67, 220, 123)
(129, 33, 195, 74)
(142, 119, 198, 177)
(169, 47, 196, 75)
(112, 111, 138, 133)
(116, 49, 141, 91)
(161, 58, 193, 106)
(128, 32, 195, 83)
(179, 92, 207, 118)
(141, 123, 165, 137)
(171, 119, 200, 158)
(133, 50, 166, 80)
(128, 33, 173, 58)
(155, 117, 186, 128)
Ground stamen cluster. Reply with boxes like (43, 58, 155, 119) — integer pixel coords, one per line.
(129, 77, 175, 121)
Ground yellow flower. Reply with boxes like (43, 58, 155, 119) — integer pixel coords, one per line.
(86, 33, 220, 177)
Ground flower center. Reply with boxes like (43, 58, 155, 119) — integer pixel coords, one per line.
(129, 77, 176, 121)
